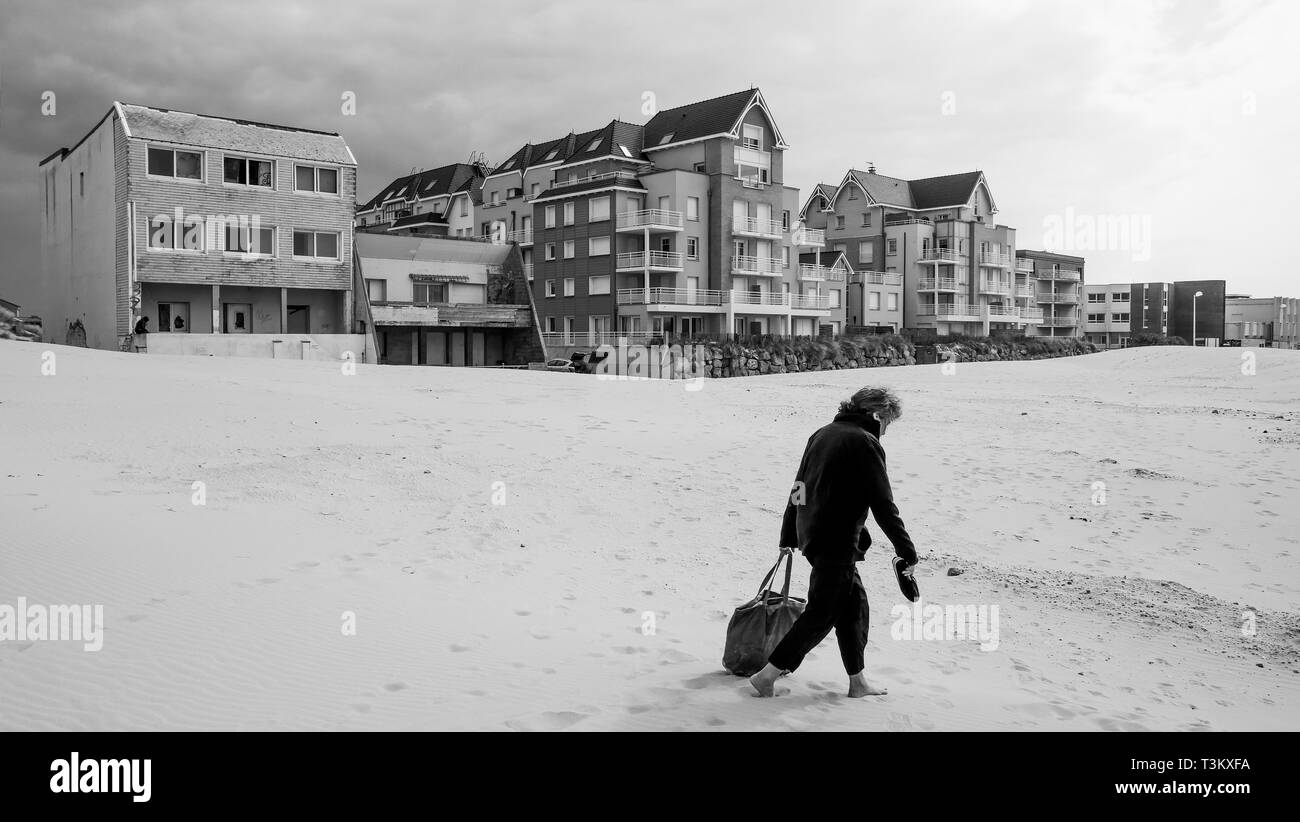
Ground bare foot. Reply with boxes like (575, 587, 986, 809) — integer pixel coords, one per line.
(848, 673, 888, 697)
(749, 663, 785, 697)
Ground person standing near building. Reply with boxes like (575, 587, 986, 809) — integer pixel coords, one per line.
(750, 387, 919, 698)
(132, 315, 149, 352)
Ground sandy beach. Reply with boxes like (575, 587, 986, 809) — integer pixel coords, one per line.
(1, 341, 1296, 731)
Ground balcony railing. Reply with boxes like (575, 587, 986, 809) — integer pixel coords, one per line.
(1014, 284, 1035, 298)
(732, 215, 784, 238)
(1038, 292, 1080, 304)
(798, 264, 830, 281)
(1037, 316, 1078, 326)
(979, 279, 1012, 295)
(548, 170, 640, 190)
(1015, 258, 1034, 273)
(732, 255, 783, 275)
(979, 252, 1011, 268)
(522, 263, 534, 281)
(725, 290, 789, 307)
(1047, 268, 1081, 281)
(616, 209, 684, 231)
(856, 271, 904, 286)
(616, 287, 724, 306)
(915, 303, 982, 320)
(885, 216, 932, 227)
(616, 250, 684, 270)
(791, 226, 826, 246)
(919, 277, 961, 291)
(920, 248, 964, 264)
(507, 228, 533, 245)
(1020, 308, 1045, 321)
(790, 293, 830, 310)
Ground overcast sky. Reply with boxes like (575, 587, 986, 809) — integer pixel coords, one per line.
(1, 0, 1296, 312)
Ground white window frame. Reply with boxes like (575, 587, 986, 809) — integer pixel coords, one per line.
(221, 154, 275, 189)
(291, 229, 341, 261)
(545, 280, 556, 298)
(564, 240, 575, 259)
(545, 243, 556, 261)
(687, 237, 699, 260)
(563, 201, 575, 226)
(146, 212, 205, 253)
(589, 275, 611, 296)
(859, 241, 873, 263)
(589, 196, 611, 223)
(563, 277, 575, 297)
(686, 196, 700, 221)
(545, 206, 556, 228)
(886, 292, 898, 312)
(222, 222, 276, 257)
(589, 236, 610, 257)
(146, 145, 205, 183)
(741, 124, 763, 150)
(294, 164, 341, 196)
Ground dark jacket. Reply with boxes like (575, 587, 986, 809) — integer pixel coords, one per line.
(779, 410, 918, 567)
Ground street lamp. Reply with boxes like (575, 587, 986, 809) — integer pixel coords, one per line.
(1193, 290, 1204, 346)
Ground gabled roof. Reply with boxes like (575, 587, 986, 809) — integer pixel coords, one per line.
(559, 120, 646, 166)
(492, 133, 572, 177)
(831, 169, 992, 212)
(387, 212, 447, 231)
(118, 102, 355, 165)
(798, 183, 837, 219)
(359, 162, 484, 214)
(799, 250, 851, 270)
(643, 88, 787, 152)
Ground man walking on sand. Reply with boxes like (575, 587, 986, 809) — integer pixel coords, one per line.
(751, 387, 919, 698)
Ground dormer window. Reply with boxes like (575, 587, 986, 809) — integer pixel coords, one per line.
(585, 137, 602, 152)
(742, 125, 763, 150)
(658, 133, 675, 145)
(542, 148, 558, 161)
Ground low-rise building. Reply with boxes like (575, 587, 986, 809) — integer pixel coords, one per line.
(1225, 295, 1300, 348)
(1082, 279, 1226, 347)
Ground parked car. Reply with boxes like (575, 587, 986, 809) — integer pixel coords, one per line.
(545, 358, 576, 372)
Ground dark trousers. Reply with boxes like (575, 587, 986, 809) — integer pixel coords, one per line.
(768, 563, 870, 676)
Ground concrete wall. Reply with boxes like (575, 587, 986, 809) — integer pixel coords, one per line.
(145, 332, 367, 361)
(39, 111, 120, 348)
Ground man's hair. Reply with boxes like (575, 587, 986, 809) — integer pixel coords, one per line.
(839, 386, 902, 423)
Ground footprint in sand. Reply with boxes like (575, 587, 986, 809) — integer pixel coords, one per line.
(505, 711, 589, 731)
(383, 682, 408, 692)
(449, 643, 473, 653)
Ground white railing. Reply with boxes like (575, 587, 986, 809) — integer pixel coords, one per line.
(522, 263, 534, 281)
(790, 294, 830, 310)
(791, 226, 826, 246)
(1015, 285, 1034, 298)
(732, 215, 784, 237)
(616, 250, 684, 270)
(919, 277, 960, 290)
(857, 271, 903, 286)
(1015, 258, 1034, 273)
(1037, 316, 1077, 326)
(917, 303, 980, 319)
(549, 170, 640, 190)
(979, 252, 1011, 267)
(1051, 269, 1081, 281)
(920, 248, 964, 263)
(616, 288, 724, 306)
(725, 290, 789, 307)
(798, 264, 829, 281)
(1020, 308, 1045, 320)
(985, 305, 1020, 317)
(1038, 292, 1080, 303)
(617, 209, 684, 230)
(979, 279, 1011, 294)
(507, 228, 532, 244)
(732, 255, 782, 275)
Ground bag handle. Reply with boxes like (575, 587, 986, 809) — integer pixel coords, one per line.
(755, 551, 794, 602)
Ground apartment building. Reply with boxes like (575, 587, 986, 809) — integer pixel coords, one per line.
(1082, 279, 1227, 347)
(1225, 296, 1300, 348)
(802, 167, 1032, 336)
(1017, 250, 1085, 337)
(354, 162, 486, 238)
(510, 89, 837, 352)
(355, 233, 540, 366)
(39, 102, 366, 359)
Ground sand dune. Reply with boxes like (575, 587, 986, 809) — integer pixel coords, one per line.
(1, 341, 1296, 731)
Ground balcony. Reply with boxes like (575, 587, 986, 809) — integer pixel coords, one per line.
(617, 287, 724, 308)
(725, 290, 789, 308)
(1038, 292, 1080, 304)
(616, 251, 684, 271)
(790, 293, 830, 311)
(885, 216, 933, 227)
(916, 303, 981, 321)
(1020, 308, 1045, 321)
(979, 252, 1011, 268)
(1038, 316, 1078, 327)
(506, 228, 533, 245)
(1015, 258, 1034, 274)
(733, 146, 772, 181)
(919, 277, 961, 291)
(616, 209, 684, 232)
(731, 255, 783, 276)
(979, 279, 1012, 295)
(1046, 268, 1081, 281)
(798, 264, 831, 282)
(1014, 284, 1035, 298)
(370, 302, 531, 328)
(791, 226, 826, 247)
(522, 263, 534, 282)
(919, 248, 964, 264)
(548, 170, 640, 191)
(732, 215, 784, 239)
(857, 271, 904, 287)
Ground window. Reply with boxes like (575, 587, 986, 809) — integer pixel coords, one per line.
(589, 275, 611, 295)
(849, 187, 858, 200)
(545, 280, 556, 298)
(693, 162, 705, 173)
(829, 290, 841, 308)
(742, 124, 763, 150)
(869, 292, 881, 310)
(687, 237, 699, 259)
(366, 279, 387, 303)
(224, 155, 273, 187)
(887, 293, 898, 311)
(887, 239, 898, 256)
(546, 316, 557, 332)
(147, 147, 203, 180)
(589, 236, 610, 256)
(412, 283, 448, 304)
(862, 213, 872, 227)
(858, 242, 873, 263)
(836, 216, 845, 229)
(1112, 312, 1130, 322)
(79, 172, 84, 196)
(224, 222, 275, 255)
(782, 210, 790, 230)
(1088, 313, 1106, 323)
(460, 198, 468, 217)
(295, 165, 339, 194)
(782, 247, 790, 267)
(148, 214, 203, 251)
(563, 202, 575, 226)
(292, 230, 339, 259)
(563, 240, 575, 259)
(489, 190, 501, 206)
(589, 197, 610, 222)
(545, 243, 556, 261)
(1111, 292, 1129, 302)
(563, 278, 575, 297)
(1088, 293, 1105, 303)
(545, 206, 556, 228)
(686, 197, 700, 221)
